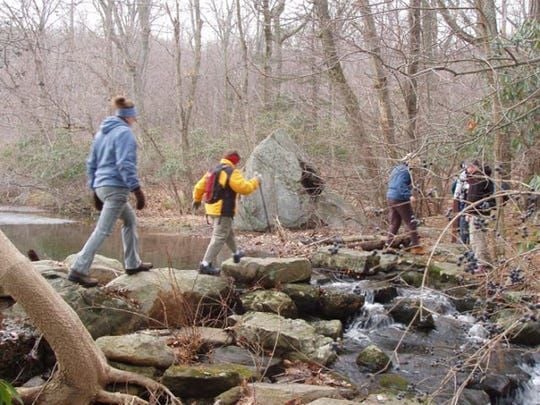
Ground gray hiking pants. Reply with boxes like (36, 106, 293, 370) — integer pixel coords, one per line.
(70, 186, 141, 274)
(202, 216, 237, 265)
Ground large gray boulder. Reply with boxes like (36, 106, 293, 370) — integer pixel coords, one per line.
(64, 254, 123, 284)
(240, 290, 298, 318)
(230, 312, 337, 365)
(235, 130, 360, 230)
(106, 268, 233, 327)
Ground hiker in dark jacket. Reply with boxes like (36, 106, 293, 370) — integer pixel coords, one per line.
(465, 160, 494, 272)
(386, 153, 425, 255)
(68, 96, 152, 287)
(192, 151, 261, 275)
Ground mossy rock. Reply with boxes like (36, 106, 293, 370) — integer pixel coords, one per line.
(378, 373, 409, 391)
(356, 345, 390, 372)
(161, 363, 251, 398)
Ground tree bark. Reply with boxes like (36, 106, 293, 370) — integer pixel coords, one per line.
(0, 230, 180, 404)
(313, 0, 379, 179)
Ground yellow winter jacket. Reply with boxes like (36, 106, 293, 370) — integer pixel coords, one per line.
(193, 158, 260, 217)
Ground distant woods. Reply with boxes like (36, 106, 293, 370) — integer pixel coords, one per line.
(0, 0, 538, 211)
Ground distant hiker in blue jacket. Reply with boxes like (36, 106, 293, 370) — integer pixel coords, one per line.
(386, 153, 425, 255)
(68, 96, 152, 287)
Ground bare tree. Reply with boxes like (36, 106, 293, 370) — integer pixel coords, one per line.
(0, 231, 179, 404)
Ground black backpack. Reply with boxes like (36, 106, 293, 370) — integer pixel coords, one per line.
(203, 164, 233, 204)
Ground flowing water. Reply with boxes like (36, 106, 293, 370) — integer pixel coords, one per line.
(0, 206, 225, 269)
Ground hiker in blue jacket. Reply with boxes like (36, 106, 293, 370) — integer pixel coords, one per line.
(68, 96, 152, 287)
(386, 153, 425, 255)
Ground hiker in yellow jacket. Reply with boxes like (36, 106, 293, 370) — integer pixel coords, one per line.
(192, 150, 261, 275)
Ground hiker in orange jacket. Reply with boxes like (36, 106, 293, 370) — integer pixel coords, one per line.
(192, 150, 261, 275)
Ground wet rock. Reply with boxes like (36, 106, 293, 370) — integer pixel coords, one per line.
(222, 257, 311, 288)
(96, 333, 175, 369)
(161, 363, 250, 398)
(468, 374, 516, 401)
(378, 373, 409, 391)
(320, 289, 364, 320)
(400, 271, 424, 288)
(372, 285, 398, 304)
(106, 268, 233, 327)
(510, 321, 540, 347)
(457, 389, 491, 405)
(235, 129, 360, 231)
(310, 319, 343, 340)
(450, 295, 479, 313)
(307, 399, 360, 405)
(240, 290, 297, 318)
(356, 344, 391, 372)
(171, 326, 233, 348)
(210, 345, 282, 377)
(64, 254, 123, 284)
(215, 386, 244, 405)
(108, 361, 160, 379)
(230, 312, 337, 365)
(282, 283, 321, 315)
(388, 298, 435, 330)
(229, 382, 355, 405)
(361, 393, 421, 404)
(311, 248, 380, 275)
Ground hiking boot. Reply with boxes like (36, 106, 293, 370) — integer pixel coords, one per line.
(68, 271, 99, 288)
(409, 246, 426, 255)
(233, 250, 245, 264)
(199, 263, 220, 276)
(126, 262, 153, 275)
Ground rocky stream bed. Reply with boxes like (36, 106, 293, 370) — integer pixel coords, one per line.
(1, 245, 538, 404)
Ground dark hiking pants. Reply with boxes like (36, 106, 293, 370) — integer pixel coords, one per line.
(387, 199, 420, 247)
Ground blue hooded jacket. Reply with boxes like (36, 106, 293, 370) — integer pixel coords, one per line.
(386, 163, 412, 201)
(87, 116, 140, 191)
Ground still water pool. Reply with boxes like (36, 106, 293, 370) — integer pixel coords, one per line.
(0, 206, 223, 269)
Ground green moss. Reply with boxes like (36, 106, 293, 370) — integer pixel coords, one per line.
(379, 373, 409, 391)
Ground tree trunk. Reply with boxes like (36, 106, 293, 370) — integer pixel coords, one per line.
(356, 0, 398, 160)
(404, 0, 421, 141)
(262, 0, 273, 109)
(313, 0, 379, 179)
(0, 231, 178, 404)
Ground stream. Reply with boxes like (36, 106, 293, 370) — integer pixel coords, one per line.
(1, 206, 538, 404)
(317, 274, 539, 404)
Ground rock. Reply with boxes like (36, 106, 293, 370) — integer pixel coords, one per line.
(231, 312, 337, 365)
(108, 361, 160, 379)
(240, 290, 298, 318)
(222, 257, 311, 288)
(307, 399, 360, 405)
(378, 373, 409, 391)
(457, 389, 491, 405)
(235, 129, 360, 230)
(388, 298, 435, 331)
(22, 376, 47, 388)
(400, 271, 423, 288)
(361, 393, 421, 404)
(311, 248, 380, 275)
(210, 345, 282, 377)
(236, 382, 355, 405)
(161, 363, 250, 398)
(96, 333, 176, 368)
(6, 277, 142, 339)
(173, 326, 234, 347)
(510, 321, 540, 347)
(282, 283, 321, 315)
(320, 289, 364, 320)
(214, 386, 243, 405)
(106, 268, 233, 327)
(64, 254, 123, 284)
(372, 285, 398, 304)
(468, 374, 515, 401)
(310, 319, 343, 340)
(356, 345, 391, 372)
(0, 318, 51, 383)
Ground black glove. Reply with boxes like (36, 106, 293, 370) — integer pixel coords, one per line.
(93, 192, 103, 211)
(132, 187, 146, 210)
(192, 201, 201, 210)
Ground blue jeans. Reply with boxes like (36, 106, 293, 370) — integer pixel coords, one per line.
(70, 187, 141, 274)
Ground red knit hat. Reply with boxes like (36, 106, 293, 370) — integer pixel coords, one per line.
(224, 151, 240, 165)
